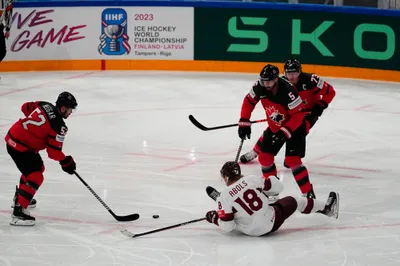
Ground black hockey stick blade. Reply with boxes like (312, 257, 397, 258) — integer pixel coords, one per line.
(113, 213, 140, 222)
(188, 115, 267, 131)
(206, 186, 220, 202)
(74, 171, 140, 222)
(121, 217, 207, 238)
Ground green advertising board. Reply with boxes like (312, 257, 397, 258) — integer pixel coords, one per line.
(194, 7, 400, 71)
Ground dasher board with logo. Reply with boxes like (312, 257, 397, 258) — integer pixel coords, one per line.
(5, 6, 194, 61)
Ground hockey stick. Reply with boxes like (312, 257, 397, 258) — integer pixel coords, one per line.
(189, 115, 267, 131)
(235, 139, 244, 163)
(121, 217, 207, 238)
(74, 171, 140, 222)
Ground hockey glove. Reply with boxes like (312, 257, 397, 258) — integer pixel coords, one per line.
(206, 210, 219, 226)
(60, 155, 76, 175)
(238, 118, 251, 139)
(311, 101, 328, 117)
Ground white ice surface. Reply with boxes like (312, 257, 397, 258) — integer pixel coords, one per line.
(0, 71, 399, 266)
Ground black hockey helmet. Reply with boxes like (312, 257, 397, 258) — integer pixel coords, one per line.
(284, 59, 302, 73)
(259, 64, 279, 82)
(56, 92, 77, 109)
(220, 161, 241, 179)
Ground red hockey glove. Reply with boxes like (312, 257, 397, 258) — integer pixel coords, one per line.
(60, 155, 76, 175)
(238, 118, 251, 140)
(206, 210, 219, 225)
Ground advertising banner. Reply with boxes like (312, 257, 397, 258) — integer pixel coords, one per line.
(5, 6, 194, 61)
(5, 7, 95, 61)
(194, 8, 400, 70)
(98, 7, 193, 60)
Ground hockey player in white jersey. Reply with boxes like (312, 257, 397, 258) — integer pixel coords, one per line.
(205, 161, 339, 236)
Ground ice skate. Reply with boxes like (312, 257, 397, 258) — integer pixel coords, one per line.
(240, 150, 258, 163)
(10, 190, 35, 226)
(318, 192, 339, 219)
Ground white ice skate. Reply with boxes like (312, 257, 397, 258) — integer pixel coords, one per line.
(318, 192, 339, 219)
(240, 150, 258, 163)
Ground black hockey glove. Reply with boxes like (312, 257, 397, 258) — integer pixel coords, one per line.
(311, 101, 328, 117)
(305, 114, 319, 131)
(206, 210, 219, 225)
(60, 155, 76, 175)
(238, 118, 251, 139)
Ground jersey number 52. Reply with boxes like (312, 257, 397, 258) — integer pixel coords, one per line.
(234, 189, 263, 215)
(22, 108, 46, 129)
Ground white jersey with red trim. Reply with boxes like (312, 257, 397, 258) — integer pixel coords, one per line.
(216, 175, 283, 236)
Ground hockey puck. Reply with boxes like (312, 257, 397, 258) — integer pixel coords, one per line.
(153, 215, 160, 219)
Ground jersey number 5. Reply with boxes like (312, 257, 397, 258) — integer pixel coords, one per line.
(234, 189, 263, 215)
(22, 108, 46, 129)
(288, 92, 296, 101)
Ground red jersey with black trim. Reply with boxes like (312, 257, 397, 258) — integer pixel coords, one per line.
(283, 72, 336, 111)
(5, 101, 67, 161)
(240, 77, 306, 137)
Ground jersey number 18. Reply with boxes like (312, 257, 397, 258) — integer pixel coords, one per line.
(234, 189, 263, 215)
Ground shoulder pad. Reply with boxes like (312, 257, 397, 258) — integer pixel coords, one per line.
(38, 102, 58, 119)
(38, 101, 67, 133)
(251, 80, 264, 96)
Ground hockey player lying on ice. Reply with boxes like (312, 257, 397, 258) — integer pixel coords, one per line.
(205, 161, 339, 236)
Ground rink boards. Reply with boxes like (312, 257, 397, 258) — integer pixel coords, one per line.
(2, 1, 400, 82)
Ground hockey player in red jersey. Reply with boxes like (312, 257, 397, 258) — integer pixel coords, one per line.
(237, 64, 316, 198)
(283, 59, 336, 133)
(5, 92, 78, 226)
(240, 59, 336, 164)
(205, 161, 339, 236)
(240, 60, 336, 196)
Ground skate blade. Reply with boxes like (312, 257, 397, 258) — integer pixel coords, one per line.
(326, 192, 339, 219)
(10, 217, 35, 226)
(333, 192, 339, 219)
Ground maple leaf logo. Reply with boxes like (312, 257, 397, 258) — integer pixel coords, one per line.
(265, 106, 285, 124)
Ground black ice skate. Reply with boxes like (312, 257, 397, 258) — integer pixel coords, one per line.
(318, 192, 339, 219)
(240, 150, 258, 163)
(10, 190, 35, 226)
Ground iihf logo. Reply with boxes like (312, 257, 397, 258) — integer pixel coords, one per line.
(98, 8, 131, 55)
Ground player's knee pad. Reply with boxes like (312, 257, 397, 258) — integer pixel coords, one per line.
(258, 152, 274, 167)
(284, 156, 302, 169)
(253, 135, 264, 153)
(25, 171, 44, 190)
